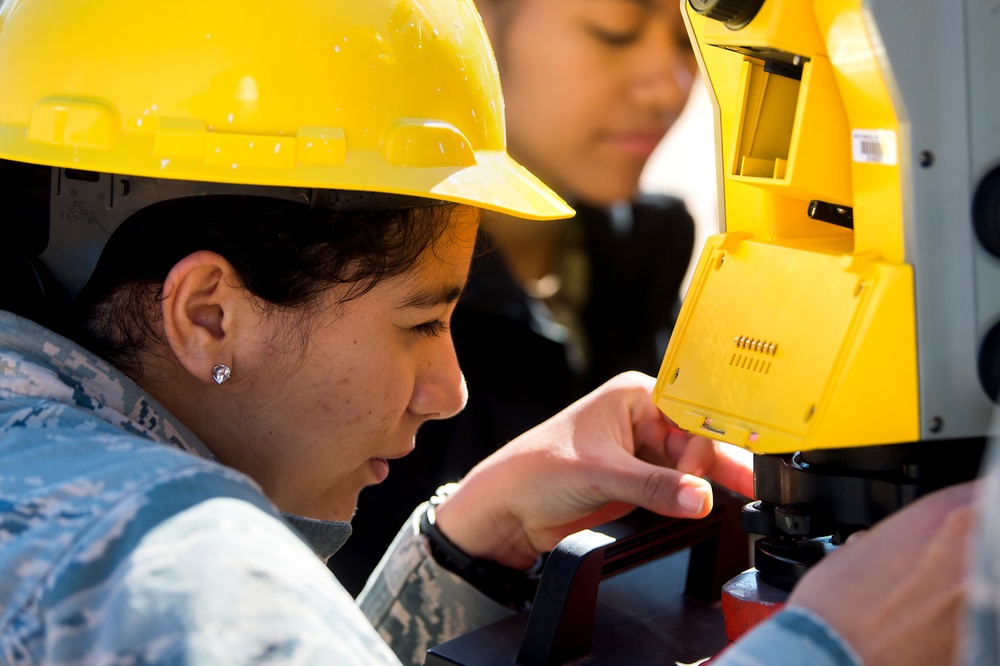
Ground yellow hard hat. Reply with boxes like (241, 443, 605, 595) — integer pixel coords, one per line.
(0, 0, 572, 221)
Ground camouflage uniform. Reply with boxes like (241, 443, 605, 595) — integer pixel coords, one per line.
(0, 310, 511, 665)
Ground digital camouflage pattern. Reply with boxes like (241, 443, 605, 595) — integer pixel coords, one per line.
(0, 310, 510, 665)
(359, 514, 515, 665)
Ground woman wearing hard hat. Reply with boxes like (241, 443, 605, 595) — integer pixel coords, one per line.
(0, 0, 752, 663)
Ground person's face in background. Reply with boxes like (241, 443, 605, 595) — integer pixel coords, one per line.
(479, 0, 698, 207)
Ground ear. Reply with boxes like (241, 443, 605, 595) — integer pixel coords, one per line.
(160, 250, 249, 384)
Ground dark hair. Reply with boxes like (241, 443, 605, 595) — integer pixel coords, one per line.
(2, 163, 457, 376)
(0, 160, 53, 323)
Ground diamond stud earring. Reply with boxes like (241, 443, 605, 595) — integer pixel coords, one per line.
(212, 364, 232, 385)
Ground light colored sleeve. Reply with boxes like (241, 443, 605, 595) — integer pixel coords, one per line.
(358, 503, 517, 666)
(44, 493, 403, 665)
(711, 607, 861, 666)
(82, 498, 398, 666)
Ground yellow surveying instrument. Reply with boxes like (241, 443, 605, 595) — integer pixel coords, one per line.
(655, 0, 999, 598)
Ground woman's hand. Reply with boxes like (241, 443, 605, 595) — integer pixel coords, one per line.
(786, 480, 976, 666)
(433, 371, 754, 569)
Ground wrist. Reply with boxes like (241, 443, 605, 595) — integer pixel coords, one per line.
(433, 479, 539, 568)
(420, 484, 545, 609)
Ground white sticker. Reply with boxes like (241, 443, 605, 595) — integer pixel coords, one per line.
(852, 129, 898, 165)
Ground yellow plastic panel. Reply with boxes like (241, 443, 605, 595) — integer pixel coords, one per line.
(699, 0, 825, 60)
(686, 6, 853, 240)
(729, 56, 852, 208)
(721, 179, 854, 244)
(669, 0, 920, 454)
(814, 0, 905, 263)
(654, 233, 919, 453)
(734, 60, 799, 172)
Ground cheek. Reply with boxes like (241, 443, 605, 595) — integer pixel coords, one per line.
(315, 350, 410, 429)
(506, 79, 604, 192)
(503, 22, 603, 127)
(315, 378, 366, 426)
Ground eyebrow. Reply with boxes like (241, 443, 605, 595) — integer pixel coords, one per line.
(399, 284, 464, 309)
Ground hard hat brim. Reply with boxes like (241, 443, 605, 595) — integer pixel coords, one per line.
(411, 151, 576, 221)
(0, 126, 574, 221)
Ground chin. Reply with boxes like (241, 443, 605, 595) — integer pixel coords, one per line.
(571, 174, 641, 207)
(317, 503, 357, 523)
(304, 490, 362, 523)
(578, 187, 641, 208)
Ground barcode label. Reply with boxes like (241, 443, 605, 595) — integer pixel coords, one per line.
(852, 129, 897, 165)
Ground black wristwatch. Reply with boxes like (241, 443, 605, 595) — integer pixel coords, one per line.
(419, 484, 545, 610)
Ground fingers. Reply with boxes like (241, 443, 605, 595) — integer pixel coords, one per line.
(641, 469, 714, 518)
(787, 481, 977, 666)
(789, 480, 978, 607)
(864, 480, 977, 549)
(444, 372, 756, 567)
(596, 454, 716, 519)
(643, 431, 755, 500)
(588, 374, 754, 517)
(672, 435, 720, 476)
(703, 443, 755, 499)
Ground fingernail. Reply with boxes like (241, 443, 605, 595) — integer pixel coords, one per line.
(679, 484, 708, 514)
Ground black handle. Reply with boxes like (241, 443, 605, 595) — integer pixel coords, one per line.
(515, 507, 728, 666)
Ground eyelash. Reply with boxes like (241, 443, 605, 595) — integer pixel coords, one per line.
(587, 25, 642, 47)
(412, 319, 448, 338)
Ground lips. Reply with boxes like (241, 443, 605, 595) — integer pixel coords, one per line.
(370, 446, 414, 481)
(604, 125, 667, 159)
(369, 457, 390, 483)
(605, 129, 669, 158)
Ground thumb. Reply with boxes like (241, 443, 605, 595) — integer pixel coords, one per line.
(602, 458, 715, 519)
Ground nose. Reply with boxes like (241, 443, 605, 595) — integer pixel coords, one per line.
(410, 335, 468, 421)
(630, 20, 696, 118)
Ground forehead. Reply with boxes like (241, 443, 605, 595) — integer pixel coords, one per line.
(381, 207, 478, 306)
(400, 204, 480, 278)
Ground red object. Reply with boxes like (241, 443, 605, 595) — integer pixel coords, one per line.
(720, 570, 787, 642)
